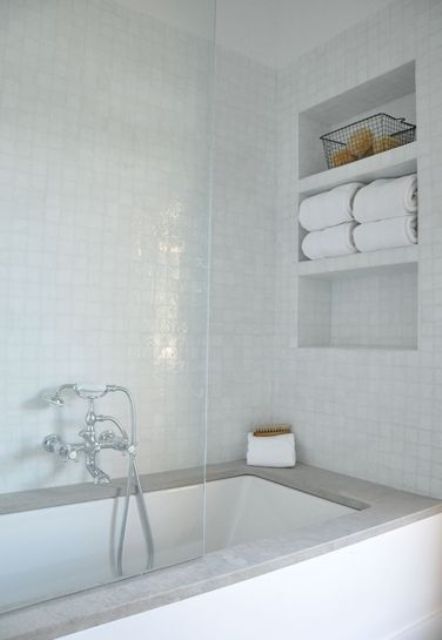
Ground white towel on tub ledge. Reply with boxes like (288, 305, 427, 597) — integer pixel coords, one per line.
(353, 215, 417, 253)
(246, 433, 296, 468)
(302, 221, 358, 260)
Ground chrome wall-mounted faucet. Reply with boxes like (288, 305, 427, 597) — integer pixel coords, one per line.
(43, 384, 134, 484)
(42, 383, 154, 574)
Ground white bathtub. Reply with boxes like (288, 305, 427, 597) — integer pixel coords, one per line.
(0, 475, 354, 613)
(204, 475, 353, 551)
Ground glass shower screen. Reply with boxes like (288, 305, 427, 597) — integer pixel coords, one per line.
(0, 0, 215, 612)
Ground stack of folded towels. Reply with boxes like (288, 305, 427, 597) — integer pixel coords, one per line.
(352, 174, 418, 252)
(299, 182, 363, 260)
(299, 174, 418, 259)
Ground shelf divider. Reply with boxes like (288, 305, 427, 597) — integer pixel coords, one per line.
(298, 245, 418, 279)
(298, 142, 417, 198)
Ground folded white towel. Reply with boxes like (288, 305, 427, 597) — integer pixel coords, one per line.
(353, 215, 417, 253)
(299, 182, 364, 231)
(302, 222, 358, 260)
(246, 433, 296, 468)
(353, 174, 417, 223)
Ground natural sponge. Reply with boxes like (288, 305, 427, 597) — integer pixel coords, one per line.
(346, 127, 374, 158)
(330, 148, 356, 168)
(372, 135, 400, 154)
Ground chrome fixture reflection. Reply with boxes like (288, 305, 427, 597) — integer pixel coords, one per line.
(42, 383, 154, 574)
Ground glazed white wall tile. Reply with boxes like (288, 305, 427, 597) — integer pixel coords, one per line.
(207, 49, 276, 462)
(0, 0, 278, 494)
(0, 0, 214, 492)
(329, 270, 418, 348)
(275, 0, 442, 497)
(1, 0, 442, 501)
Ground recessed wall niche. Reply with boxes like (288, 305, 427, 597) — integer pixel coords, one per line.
(298, 262, 418, 350)
(298, 61, 416, 179)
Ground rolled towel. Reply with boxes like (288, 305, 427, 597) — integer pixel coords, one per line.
(299, 182, 364, 232)
(353, 174, 417, 223)
(353, 215, 417, 253)
(302, 222, 358, 260)
(246, 432, 296, 468)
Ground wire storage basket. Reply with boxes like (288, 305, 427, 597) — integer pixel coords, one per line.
(320, 113, 416, 170)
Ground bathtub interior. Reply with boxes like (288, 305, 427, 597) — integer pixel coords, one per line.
(205, 475, 355, 552)
(0, 475, 356, 613)
(0, 485, 204, 613)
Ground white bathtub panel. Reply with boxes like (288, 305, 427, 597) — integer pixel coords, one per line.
(62, 515, 442, 640)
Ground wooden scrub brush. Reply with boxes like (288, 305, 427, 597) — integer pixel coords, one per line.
(253, 424, 291, 437)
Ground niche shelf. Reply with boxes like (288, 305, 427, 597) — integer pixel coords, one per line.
(298, 141, 417, 198)
(298, 245, 418, 279)
(296, 61, 418, 351)
(297, 142, 418, 263)
(298, 262, 418, 350)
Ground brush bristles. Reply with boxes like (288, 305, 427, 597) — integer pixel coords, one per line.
(253, 424, 291, 437)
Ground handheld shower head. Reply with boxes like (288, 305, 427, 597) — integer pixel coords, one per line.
(74, 384, 109, 400)
(43, 383, 111, 408)
(43, 384, 76, 408)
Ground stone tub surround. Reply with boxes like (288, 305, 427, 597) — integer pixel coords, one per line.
(1, 462, 440, 640)
(0, 462, 368, 516)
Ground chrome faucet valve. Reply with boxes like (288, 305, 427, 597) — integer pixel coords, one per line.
(42, 382, 137, 484)
(42, 433, 61, 453)
(43, 434, 78, 461)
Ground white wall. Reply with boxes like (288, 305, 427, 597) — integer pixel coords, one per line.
(208, 0, 442, 500)
(0, 0, 281, 492)
(0, 0, 214, 492)
(109, 0, 390, 69)
(2, 0, 442, 500)
(207, 49, 276, 462)
(215, 0, 280, 67)
(276, 0, 395, 67)
(61, 514, 442, 640)
(274, 0, 442, 498)
(112, 0, 215, 40)
(215, 0, 395, 68)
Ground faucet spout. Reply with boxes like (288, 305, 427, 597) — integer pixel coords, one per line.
(85, 451, 111, 485)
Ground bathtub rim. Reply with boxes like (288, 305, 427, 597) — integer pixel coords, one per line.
(0, 468, 369, 517)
